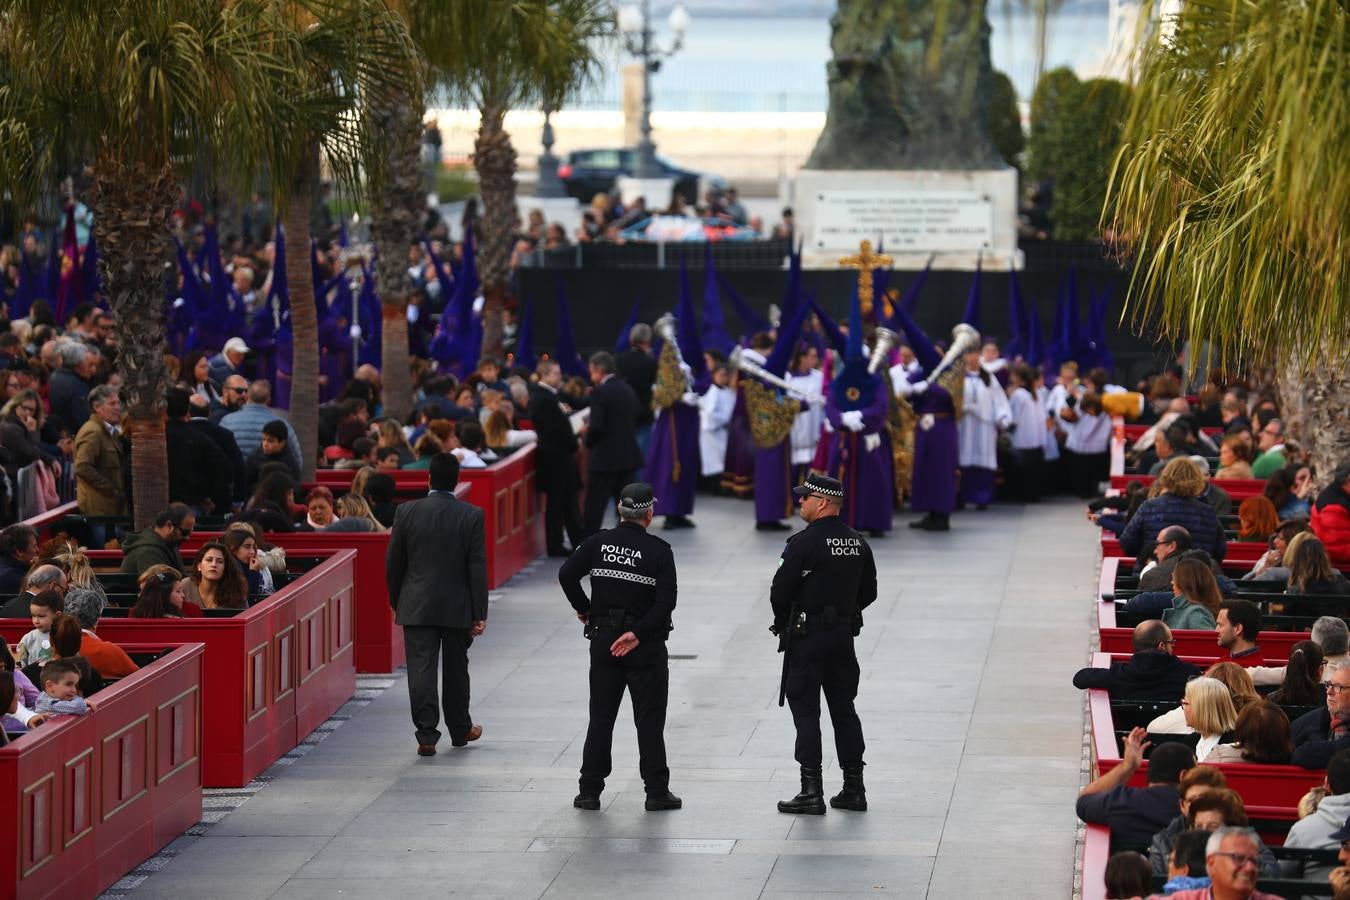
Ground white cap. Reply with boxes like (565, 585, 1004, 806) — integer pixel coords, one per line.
(223, 337, 250, 355)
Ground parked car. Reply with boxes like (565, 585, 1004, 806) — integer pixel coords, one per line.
(557, 148, 724, 206)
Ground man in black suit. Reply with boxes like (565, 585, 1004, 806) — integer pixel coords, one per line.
(1070, 620, 1200, 701)
(528, 360, 585, 556)
(616, 323, 657, 462)
(583, 351, 644, 536)
(0, 564, 68, 618)
(386, 453, 489, 756)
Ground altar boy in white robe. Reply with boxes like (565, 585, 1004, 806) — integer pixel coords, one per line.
(1006, 363, 1048, 502)
(958, 345, 1012, 508)
(698, 363, 737, 491)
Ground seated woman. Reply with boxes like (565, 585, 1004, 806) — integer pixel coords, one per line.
(222, 529, 266, 595)
(1207, 699, 1294, 764)
(1148, 662, 1257, 734)
(1170, 789, 1280, 875)
(404, 432, 443, 470)
(1267, 640, 1326, 707)
(63, 589, 138, 679)
(297, 486, 336, 531)
(241, 471, 299, 533)
(1286, 535, 1350, 599)
(1146, 676, 1236, 761)
(1280, 462, 1316, 519)
(323, 494, 385, 533)
(1236, 495, 1279, 543)
(1160, 558, 1222, 631)
(377, 419, 417, 467)
(483, 407, 537, 454)
(131, 567, 191, 619)
(1242, 518, 1312, 581)
(22, 612, 107, 696)
(225, 522, 282, 594)
(1213, 434, 1254, 481)
(1119, 457, 1229, 562)
(137, 564, 202, 616)
(54, 545, 108, 605)
(181, 542, 249, 610)
(362, 472, 397, 527)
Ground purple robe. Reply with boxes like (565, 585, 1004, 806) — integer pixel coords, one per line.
(958, 466, 997, 506)
(720, 386, 755, 497)
(907, 372, 959, 515)
(646, 402, 700, 517)
(824, 385, 894, 533)
(318, 318, 350, 402)
(754, 442, 795, 524)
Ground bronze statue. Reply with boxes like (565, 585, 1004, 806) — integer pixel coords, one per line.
(806, 0, 1004, 171)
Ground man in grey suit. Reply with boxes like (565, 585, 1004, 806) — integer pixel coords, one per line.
(386, 453, 489, 756)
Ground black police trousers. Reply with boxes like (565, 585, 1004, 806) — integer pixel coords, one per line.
(579, 626, 670, 795)
(785, 627, 865, 769)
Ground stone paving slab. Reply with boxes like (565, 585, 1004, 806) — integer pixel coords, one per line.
(108, 494, 1095, 898)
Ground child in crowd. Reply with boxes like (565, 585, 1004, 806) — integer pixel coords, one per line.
(35, 659, 94, 716)
(248, 419, 301, 485)
(16, 589, 62, 666)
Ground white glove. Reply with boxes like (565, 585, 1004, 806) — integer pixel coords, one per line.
(681, 391, 699, 406)
(863, 433, 881, 453)
(840, 410, 864, 432)
(919, 413, 936, 431)
(911, 379, 929, 394)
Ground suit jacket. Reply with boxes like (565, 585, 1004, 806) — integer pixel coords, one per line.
(527, 384, 578, 492)
(166, 419, 231, 511)
(386, 491, 488, 628)
(584, 375, 643, 473)
(189, 417, 248, 503)
(74, 416, 127, 516)
(616, 348, 657, 425)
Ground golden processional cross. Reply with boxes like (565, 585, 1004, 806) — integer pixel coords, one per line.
(837, 240, 893, 317)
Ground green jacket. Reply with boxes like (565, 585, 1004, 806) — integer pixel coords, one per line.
(1251, 448, 1287, 479)
(1162, 595, 1217, 631)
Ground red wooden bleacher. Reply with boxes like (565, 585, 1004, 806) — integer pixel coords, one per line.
(1109, 474, 1268, 500)
(2, 548, 356, 788)
(1, 642, 205, 900)
(315, 446, 545, 589)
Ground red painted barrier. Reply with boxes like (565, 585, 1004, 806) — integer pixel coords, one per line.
(314, 448, 543, 589)
(1086, 653, 1323, 810)
(1109, 474, 1267, 498)
(1101, 533, 1265, 563)
(1122, 424, 1224, 441)
(2, 550, 356, 788)
(0, 642, 205, 900)
(22, 501, 79, 542)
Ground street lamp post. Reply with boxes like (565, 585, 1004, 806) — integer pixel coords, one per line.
(534, 106, 567, 199)
(619, 1, 689, 181)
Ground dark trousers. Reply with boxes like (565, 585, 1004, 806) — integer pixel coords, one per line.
(583, 468, 633, 536)
(1065, 449, 1110, 498)
(403, 626, 473, 746)
(1009, 447, 1045, 503)
(579, 628, 670, 795)
(785, 628, 865, 770)
(542, 479, 585, 553)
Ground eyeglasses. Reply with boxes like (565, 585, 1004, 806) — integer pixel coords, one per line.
(1158, 639, 1178, 647)
(1210, 851, 1259, 868)
(227, 386, 247, 394)
(1179, 698, 1191, 707)
(1328, 683, 1350, 695)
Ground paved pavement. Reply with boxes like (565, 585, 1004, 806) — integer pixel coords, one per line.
(118, 494, 1097, 899)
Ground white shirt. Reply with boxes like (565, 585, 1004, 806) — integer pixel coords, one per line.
(958, 371, 1011, 469)
(698, 383, 736, 477)
(787, 369, 826, 465)
(1007, 386, 1047, 450)
(1065, 411, 1112, 454)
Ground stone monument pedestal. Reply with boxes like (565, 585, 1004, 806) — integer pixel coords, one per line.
(790, 168, 1022, 270)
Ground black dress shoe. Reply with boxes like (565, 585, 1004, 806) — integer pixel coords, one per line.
(867, 529, 886, 538)
(756, 521, 791, 531)
(417, 744, 436, 757)
(664, 516, 695, 529)
(644, 790, 683, 811)
(573, 793, 601, 811)
(908, 515, 934, 530)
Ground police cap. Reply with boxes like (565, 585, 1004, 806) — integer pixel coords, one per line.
(792, 473, 844, 499)
(618, 482, 657, 514)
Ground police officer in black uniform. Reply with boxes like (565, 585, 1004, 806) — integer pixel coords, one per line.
(771, 472, 878, 815)
(558, 482, 682, 812)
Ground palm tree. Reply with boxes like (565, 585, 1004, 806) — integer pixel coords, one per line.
(424, 0, 611, 359)
(0, 0, 285, 526)
(262, 0, 420, 478)
(1105, 0, 1349, 480)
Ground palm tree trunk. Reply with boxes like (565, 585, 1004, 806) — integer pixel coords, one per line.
(1278, 357, 1350, 491)
(284, 163, 321, 481)
(88, 157, 177, 529)
(370, 96, 425, 424)
(473, 103, 518, 359)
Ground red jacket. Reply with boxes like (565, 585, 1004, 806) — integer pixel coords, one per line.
(1312, 501, 1350, 566)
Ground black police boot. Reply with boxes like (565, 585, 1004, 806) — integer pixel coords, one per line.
(573, 791, 601, 811)
(908, 513, 934, 530)
(777, 766, 826, 815)
(644, 790, 683, 811)
(830, 765, 867, 812)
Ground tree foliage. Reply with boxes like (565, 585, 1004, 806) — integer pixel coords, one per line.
(988, 69, 1025, 170)
(1106, 0, 1350, 372)
(1025, 66, 1079, 184)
